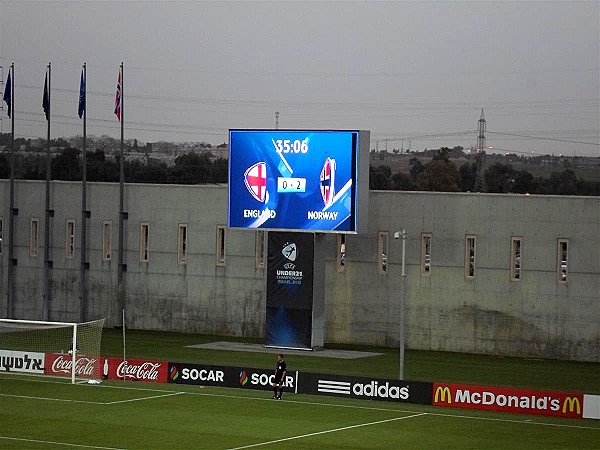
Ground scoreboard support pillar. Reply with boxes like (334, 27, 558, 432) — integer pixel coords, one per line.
(311, 233, 326, 349)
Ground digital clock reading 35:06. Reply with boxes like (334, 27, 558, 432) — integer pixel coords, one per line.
(273, 139, 309, 154)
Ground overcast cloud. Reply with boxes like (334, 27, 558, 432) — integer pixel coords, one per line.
(1, 0, 598, 157)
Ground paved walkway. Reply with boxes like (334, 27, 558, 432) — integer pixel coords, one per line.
(186, 341, 382, 359)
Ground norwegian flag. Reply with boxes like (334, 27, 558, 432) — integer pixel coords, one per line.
(320, 157, 336, 207)
(114, 71, 121, 121)
(244, 162, 267, 202)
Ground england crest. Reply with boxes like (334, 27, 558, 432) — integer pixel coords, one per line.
(244, 162, 267, 202)
(320, 157, 336, 207)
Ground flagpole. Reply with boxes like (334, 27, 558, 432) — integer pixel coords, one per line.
(80, 63, 88, 322)
(43, 62, 52, 321)
(117, 62, 126, 328)
(7, 63, 15, 318)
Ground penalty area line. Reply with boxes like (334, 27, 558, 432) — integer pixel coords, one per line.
(227, 412, 427, 450)
(104, 391, 185, 404)
(0, 393, 102, 404)
(0, 435, 126, 450)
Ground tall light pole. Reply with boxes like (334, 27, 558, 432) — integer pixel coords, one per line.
(395, 229, 407, 380)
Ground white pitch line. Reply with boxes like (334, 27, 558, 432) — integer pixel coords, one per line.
(227, 412, 428, 450)
(104, 391, 185, 404)
(0, 389, 185, 405)
(0, 393, 102, 404)
(0, 435, 127, 450)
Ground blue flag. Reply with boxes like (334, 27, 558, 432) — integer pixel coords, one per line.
(2, 69, 10, 118)
(78, 69, 85, 119)
(42, 72, 50, 121)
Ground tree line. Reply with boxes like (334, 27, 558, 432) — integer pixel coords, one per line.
(370, 149, 599, 196)
(0, 147, 227, 184)
(0, 144, 598, 195)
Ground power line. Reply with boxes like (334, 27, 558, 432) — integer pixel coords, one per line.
(487, 131, 599, 146)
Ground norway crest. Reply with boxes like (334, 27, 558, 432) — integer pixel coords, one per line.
(320, 157, 336, 207)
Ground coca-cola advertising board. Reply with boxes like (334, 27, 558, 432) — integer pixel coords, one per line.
(44, 354, 168, 383)
(45, 353, 102, 378)
(104, 357, 168, 383)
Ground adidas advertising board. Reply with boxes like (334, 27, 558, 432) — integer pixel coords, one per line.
(300, 372, 432, 405)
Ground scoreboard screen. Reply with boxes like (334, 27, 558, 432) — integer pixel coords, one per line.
(228, 129, 368, 233)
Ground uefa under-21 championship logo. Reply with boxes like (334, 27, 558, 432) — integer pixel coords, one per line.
(320, 157, 336, 207)
(244, 162, 267, 202)
(282, 242, 297, 262)
(278, 242, 303, 284)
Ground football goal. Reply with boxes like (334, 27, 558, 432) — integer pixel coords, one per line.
(0, 318, 106, 384)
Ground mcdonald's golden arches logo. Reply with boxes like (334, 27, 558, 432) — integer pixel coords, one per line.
(434, 386, 452, 404)
(562, 396, 581, 414)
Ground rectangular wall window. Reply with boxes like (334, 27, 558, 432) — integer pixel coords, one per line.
(178, 224, 187, 265)
(30, 218, 39, 257)
(103, 221, 112, 261)
(378, 231, 388, 274)
(255, 230, 266, 268)
(511, 237, 522, 281)
(139, 222, 149, 262)
(0, 217, 3, 255)
(421, 233, 432, 274)
(465, 235, 476, 278)
(558, 239, 568, 283)
(337, 234, 346, 272)
(66, 219, 75, 258)
(216, 225, 226, 266)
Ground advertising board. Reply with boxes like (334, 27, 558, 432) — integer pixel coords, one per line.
(432, 382, 584, 419)
(104, 357, 168, 383)
(300, 372, 432, 405)
(44, 353, 102, 378)
(168, 362, 298, 393)
(0, 349, 45, 374)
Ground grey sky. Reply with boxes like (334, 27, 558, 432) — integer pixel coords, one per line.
(1, 0, 599, 157)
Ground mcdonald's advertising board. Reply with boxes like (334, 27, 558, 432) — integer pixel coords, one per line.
(432, 382, 583, 419)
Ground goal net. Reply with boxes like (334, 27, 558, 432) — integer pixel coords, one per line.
(0, 318, 106, 384)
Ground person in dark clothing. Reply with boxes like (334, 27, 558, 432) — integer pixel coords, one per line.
(272, 354, 287, 399)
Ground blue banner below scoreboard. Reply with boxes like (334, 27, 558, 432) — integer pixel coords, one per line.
(266, 231, 314, 350)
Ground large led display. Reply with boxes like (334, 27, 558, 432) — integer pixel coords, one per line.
(228, 129, 369, 233)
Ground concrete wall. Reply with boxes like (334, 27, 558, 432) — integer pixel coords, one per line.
(1, 180, 598, 361)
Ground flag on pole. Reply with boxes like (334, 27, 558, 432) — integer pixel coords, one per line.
(42, 72, 50, 121)
(78, 68, 86, 119)
(114, 70, 121, 121)
(2, 69, 11, 118)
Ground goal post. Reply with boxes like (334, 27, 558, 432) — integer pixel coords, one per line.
(0, 318, 106, 384)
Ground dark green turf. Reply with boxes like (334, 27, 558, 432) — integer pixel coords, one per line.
(101, 328, 599, 392)
(0, 375, 598, 450)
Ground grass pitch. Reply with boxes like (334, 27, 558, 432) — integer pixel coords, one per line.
(0, 374, 598, 450)
(1, 329, 598, 449)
